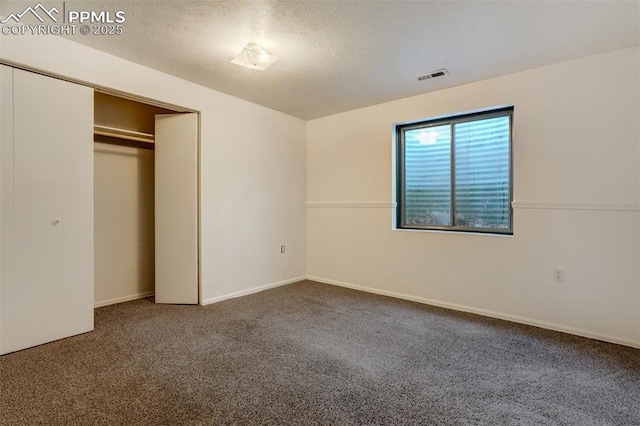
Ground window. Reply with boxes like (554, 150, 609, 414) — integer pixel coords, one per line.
(396, 106, 513, 234)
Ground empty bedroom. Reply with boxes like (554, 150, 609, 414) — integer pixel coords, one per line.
(0, 1, 639, 424)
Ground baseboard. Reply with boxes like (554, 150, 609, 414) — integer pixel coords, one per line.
(201, 276, 306, 306)
(307, 275, 640, 349)
(94, 291, 155, 308)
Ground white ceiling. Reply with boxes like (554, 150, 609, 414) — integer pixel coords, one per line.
(39, 1, 640, 119)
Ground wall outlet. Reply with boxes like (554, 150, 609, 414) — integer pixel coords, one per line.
(553, 268, 565, 283)
(280, 245, 286, 254)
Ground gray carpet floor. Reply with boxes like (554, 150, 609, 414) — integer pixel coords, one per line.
(1, 280, 639, 425)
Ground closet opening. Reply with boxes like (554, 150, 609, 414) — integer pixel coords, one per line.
(93, 92, 199, 307)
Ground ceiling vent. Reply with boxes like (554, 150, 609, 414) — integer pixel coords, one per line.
(418, 68, 448, 81)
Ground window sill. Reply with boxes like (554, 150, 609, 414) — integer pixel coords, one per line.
(391, 227, 514, 237)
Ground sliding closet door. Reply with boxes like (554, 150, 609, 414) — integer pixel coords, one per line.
(0, 69, 93, 354)
(0, 65, 13, 352)
(154, 113, 199, 304)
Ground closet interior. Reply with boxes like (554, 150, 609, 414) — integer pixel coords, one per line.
(93, 92, 176, 307)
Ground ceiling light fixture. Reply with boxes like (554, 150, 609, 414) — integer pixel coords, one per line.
(231, 42, 279, 71)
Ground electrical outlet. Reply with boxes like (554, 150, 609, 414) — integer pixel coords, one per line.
(553, 268, 565, 283)
(280, 245, 286, 254)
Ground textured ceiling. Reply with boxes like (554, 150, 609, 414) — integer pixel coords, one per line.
(6, 1, 638, 119)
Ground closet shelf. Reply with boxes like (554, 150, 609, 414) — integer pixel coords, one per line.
(94, 125, 155, 143)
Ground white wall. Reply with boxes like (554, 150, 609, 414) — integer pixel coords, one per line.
(93, 143, 155, 307)
(307, 47, 640, 347)
(0, 34, 307, 304)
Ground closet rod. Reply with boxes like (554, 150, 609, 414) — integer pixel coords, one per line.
(94, 133, 155, 150)
(94, 130, 154, 143)
(93, 124, 155, 143)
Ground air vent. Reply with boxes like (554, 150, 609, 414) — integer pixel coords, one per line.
(418, 68, 448, 81)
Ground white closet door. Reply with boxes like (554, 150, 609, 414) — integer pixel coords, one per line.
(0, 65, 13, 351)
(154, 113, 199, 304)
(0, 69, 94, 354)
